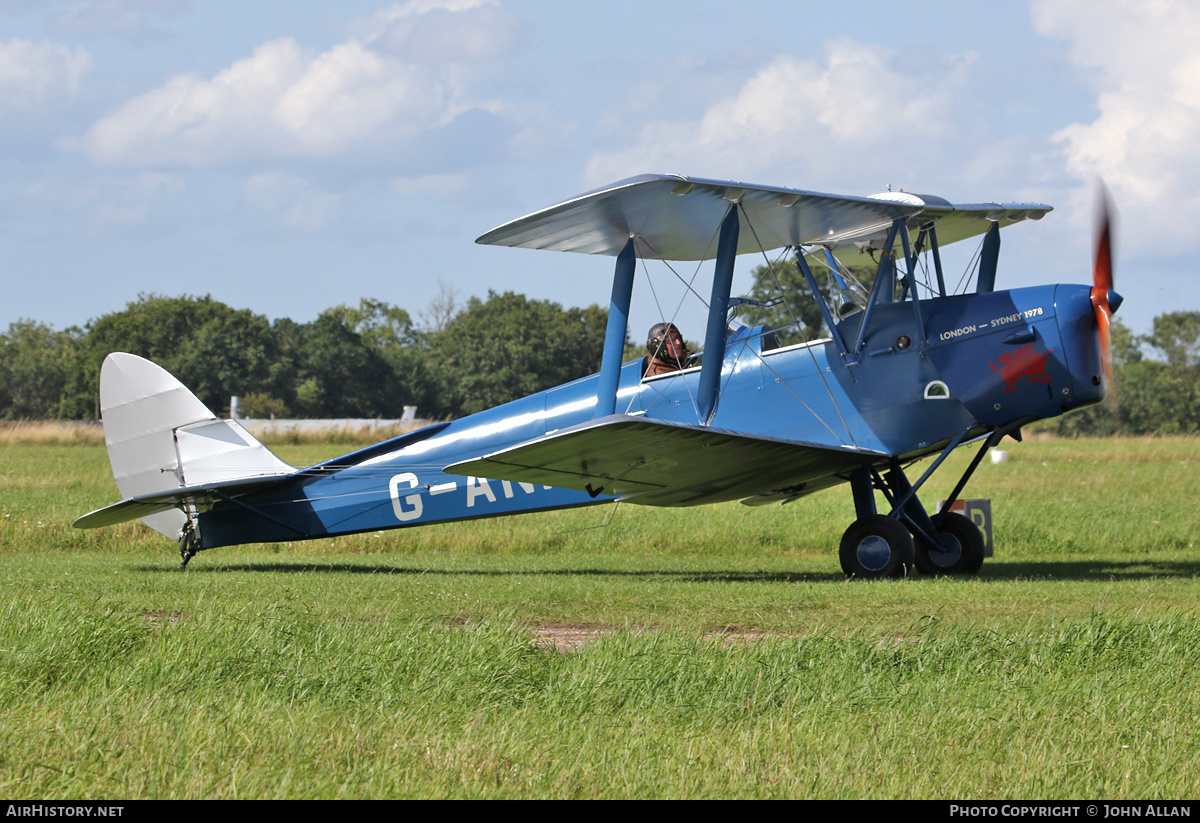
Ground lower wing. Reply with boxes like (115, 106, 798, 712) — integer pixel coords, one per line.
(445, 415, 885, 507)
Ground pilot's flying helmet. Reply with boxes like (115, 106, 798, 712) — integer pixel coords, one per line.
(647, 322, 689, 363)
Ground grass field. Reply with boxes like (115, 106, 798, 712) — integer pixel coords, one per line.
(1, 435, 1198, 798)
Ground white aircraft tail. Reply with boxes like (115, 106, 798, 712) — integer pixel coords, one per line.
(97, 353, 294, 538)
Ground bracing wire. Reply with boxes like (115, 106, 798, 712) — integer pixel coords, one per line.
(626, 253, 703, 420)
(735, 207, 857, 446)
(630, 209, 730, 423)
(952, 236, 986, 295)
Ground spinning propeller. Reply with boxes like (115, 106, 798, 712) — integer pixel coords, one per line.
(1090, 185, 1121, 392)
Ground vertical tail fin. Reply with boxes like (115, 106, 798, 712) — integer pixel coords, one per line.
(98, 353, 293, 538)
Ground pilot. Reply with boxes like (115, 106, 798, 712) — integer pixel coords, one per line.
(644, 322, 691, 377)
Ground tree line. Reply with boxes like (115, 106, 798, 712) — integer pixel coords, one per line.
(2, 286, 1197, 435)
(0, 291, 609, 422)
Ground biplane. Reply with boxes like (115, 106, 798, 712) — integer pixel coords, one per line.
(74, 174, 1120, 578)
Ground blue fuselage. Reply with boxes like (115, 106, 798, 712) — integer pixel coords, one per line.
(198, 283, 1103, 548)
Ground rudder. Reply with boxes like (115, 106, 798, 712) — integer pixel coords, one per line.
(98, 353, 294, 538)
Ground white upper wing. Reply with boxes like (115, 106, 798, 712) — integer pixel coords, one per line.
(476, 174, 1051, 262)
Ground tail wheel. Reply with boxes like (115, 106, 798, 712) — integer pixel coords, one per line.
(914, 512, 985, 576)
(840, 515, 914, 579)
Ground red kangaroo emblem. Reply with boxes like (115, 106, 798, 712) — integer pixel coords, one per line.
(990, 344, 1053, 392)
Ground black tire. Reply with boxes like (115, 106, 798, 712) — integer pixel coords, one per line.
(914, 511, 985, 575)
(839, 515, 915, 579)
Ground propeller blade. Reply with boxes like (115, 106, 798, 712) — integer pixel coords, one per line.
(1094, 293, 1113, 389)
(1090, 185, 1116, 393)
(1093, 205, 1114, 293)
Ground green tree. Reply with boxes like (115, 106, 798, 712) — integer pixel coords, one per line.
(324, 298, 419, 351)
(1106, 316, 1200, 435)
(323, 298, 433, 413)
(1118, 359, 1200, 434)
(287, 310, 404, 418)
(84, 294, 280, 415)
(1046, 318, 1200, 436)
(1111, 318, 1143, 366)
(423, 291, 609, 417)
(1145, 311, 1200, 366)
(0, 321, 85, 419)
(236, 392, 290, 419)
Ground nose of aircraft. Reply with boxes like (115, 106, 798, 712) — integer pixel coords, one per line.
(1055, 283, 1115, 411)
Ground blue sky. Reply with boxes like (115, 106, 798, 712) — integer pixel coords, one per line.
(1, 0, 1196, 342)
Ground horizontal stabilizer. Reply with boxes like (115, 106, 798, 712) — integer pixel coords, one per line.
(444, 415, 884, 507)
(73, 474, 294, 530)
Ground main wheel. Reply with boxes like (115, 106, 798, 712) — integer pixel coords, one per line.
(913, 511, 985, 576)
(839, 515, 915, 579)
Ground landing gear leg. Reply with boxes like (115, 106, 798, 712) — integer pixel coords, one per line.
(880, 463, 976, 575)
(839, 424, 1011, 579)
(856, 420, 1029, 578)
(874, 459, 987, 577)
(178, 520, 202, 570)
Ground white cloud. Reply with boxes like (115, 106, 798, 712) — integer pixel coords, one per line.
(354, 0, 522, 63)
(242, 170, 340, 232)
(82, 37, 460, 167)
(274, 40, 455, 153)
(582, 39, 972, 191)
(79, 1, 521, 169)
(1033, 0, 1200, 243)
(0, 38, 91, 108)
